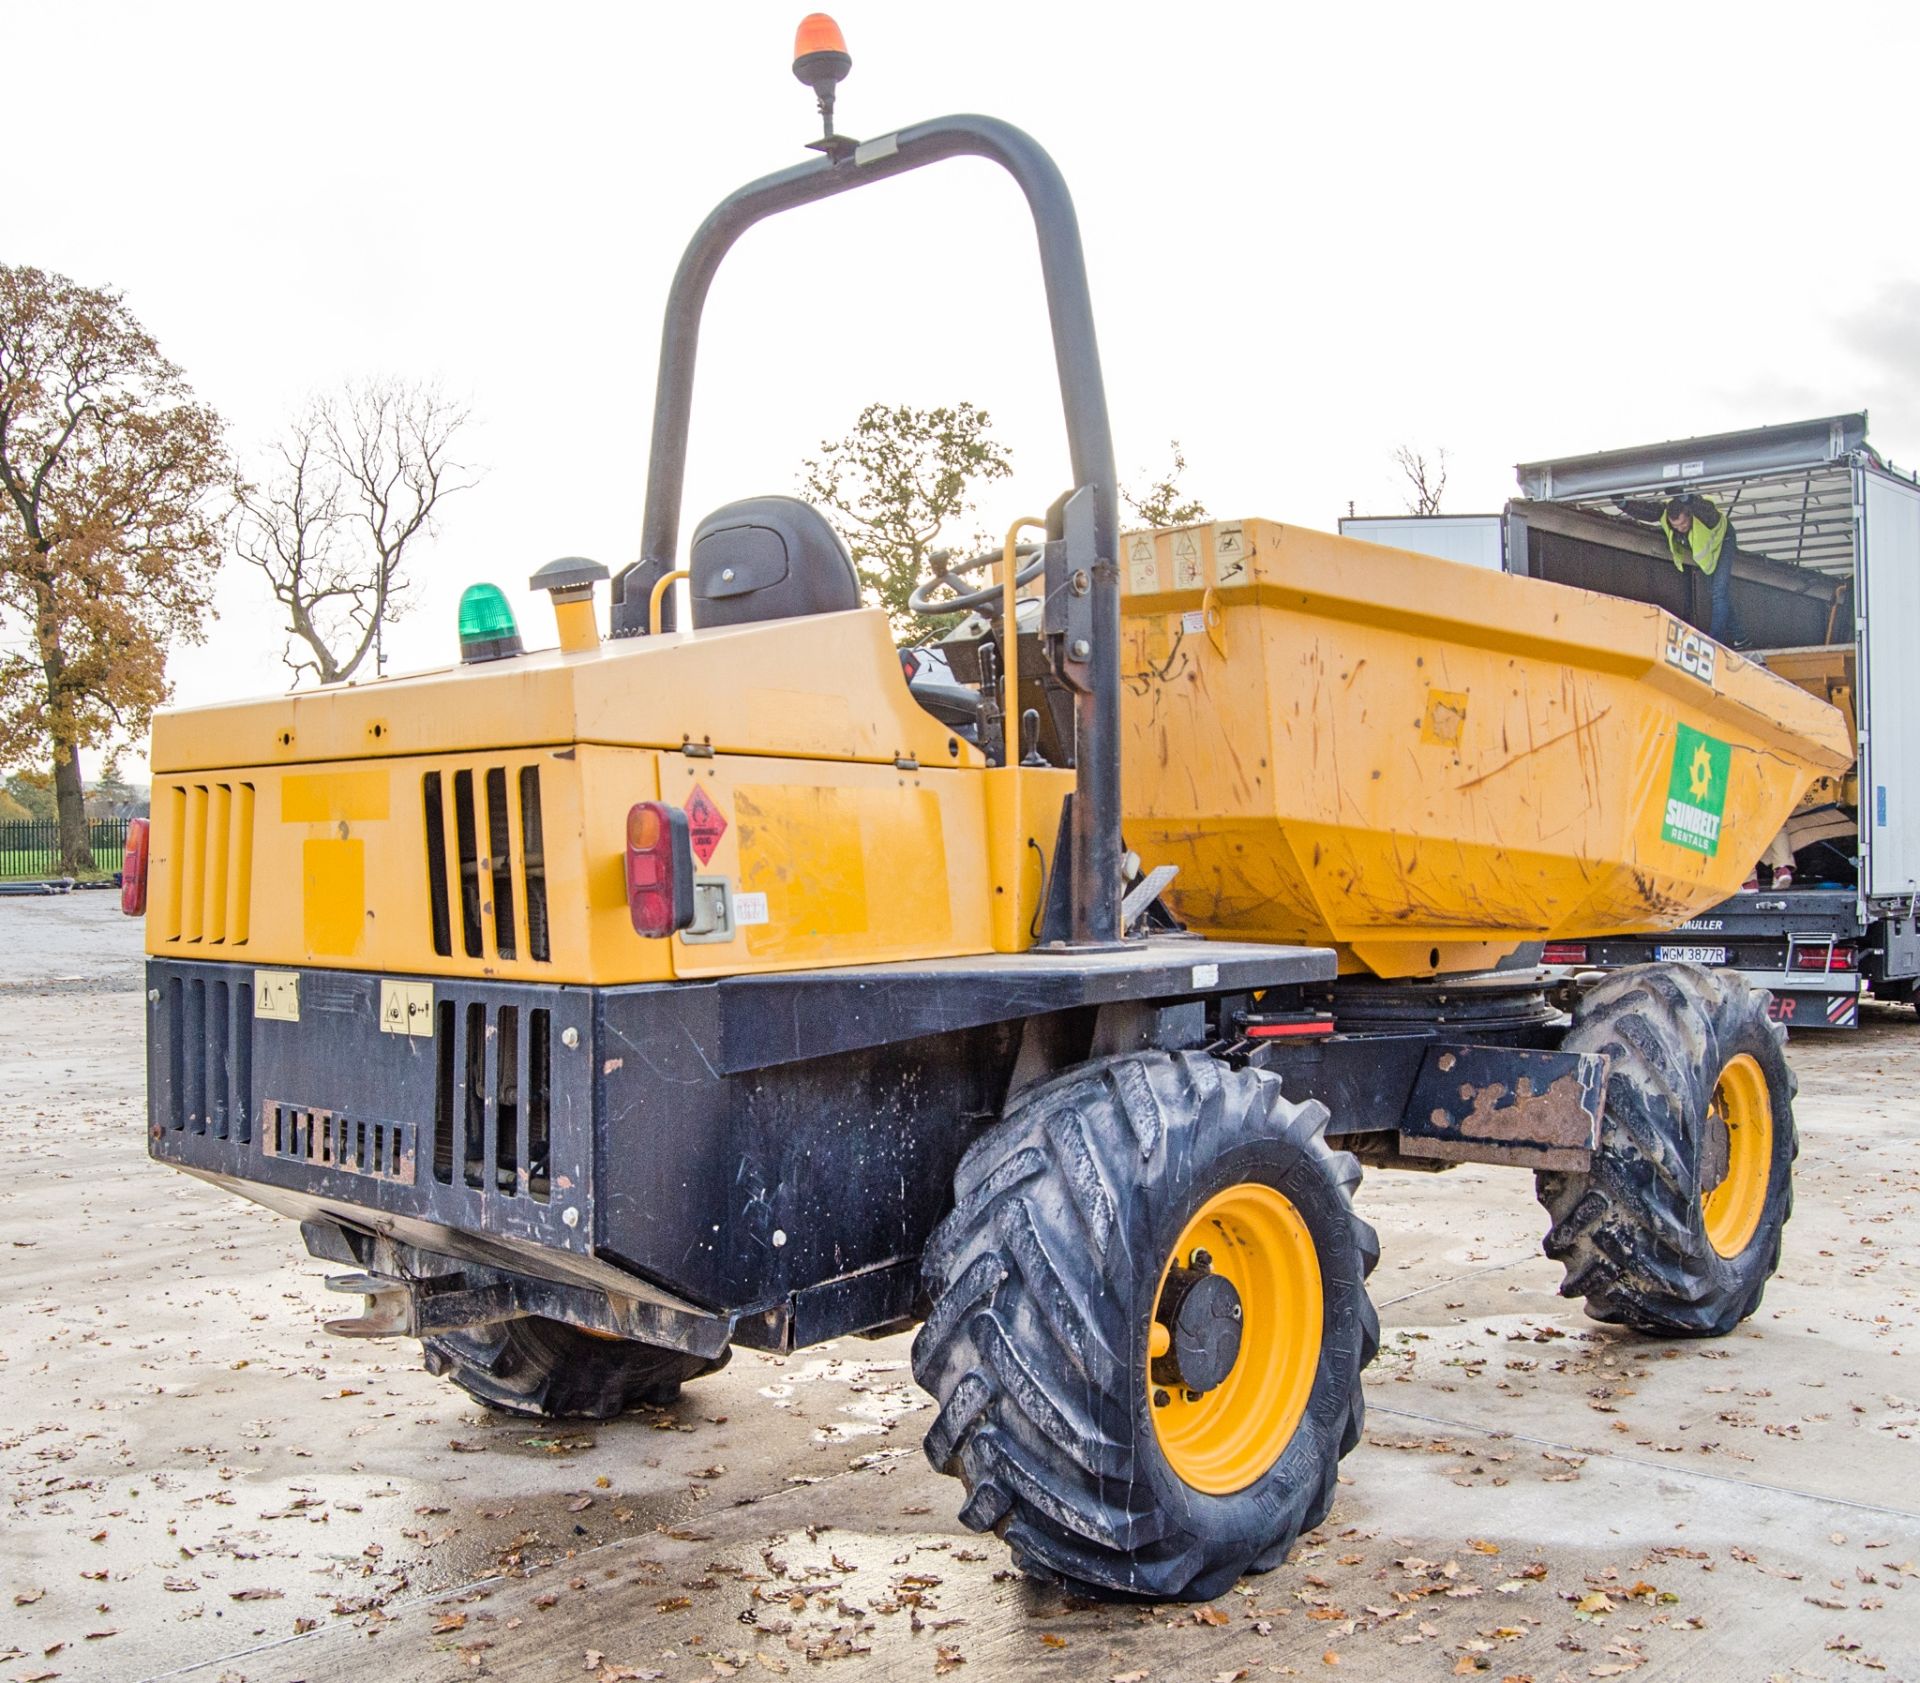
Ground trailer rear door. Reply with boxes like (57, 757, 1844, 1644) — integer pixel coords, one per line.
(1858, 466, 1920, 902)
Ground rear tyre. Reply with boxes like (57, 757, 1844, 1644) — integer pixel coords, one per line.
(912, 1051, 1379, 1601)
(1538, 964, 1797, 1337)
(423, 1317, 729, 1419)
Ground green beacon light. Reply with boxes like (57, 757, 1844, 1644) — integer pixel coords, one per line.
(457, 583, 523, 664)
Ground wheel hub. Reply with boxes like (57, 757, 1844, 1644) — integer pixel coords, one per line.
(1153, 1254, 1244, 1396)
(1148, 1183, 1324, 1496)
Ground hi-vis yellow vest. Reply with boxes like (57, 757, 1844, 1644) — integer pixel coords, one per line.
(1659, 504, 1728, 575)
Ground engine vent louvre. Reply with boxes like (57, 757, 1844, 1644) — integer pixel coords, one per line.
(430, 999, 553, 1202)
(162, 971, 253, 1141)
(420, 766, 550, 966)
(159, 782, 255, 946)
(263, 1103, 415, 1184)
(423, 771, 452, 957)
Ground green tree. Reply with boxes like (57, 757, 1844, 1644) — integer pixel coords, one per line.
(0, 772, 42, 822)
(4, 769, 56, 820)
(800, 402, 1014, 631)
(86, 750, 140, 819)
(0, 266, 228, 871)
(1123, 439, 1208, 530)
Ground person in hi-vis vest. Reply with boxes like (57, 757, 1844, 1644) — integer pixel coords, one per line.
(1616, 491, 1739, 644)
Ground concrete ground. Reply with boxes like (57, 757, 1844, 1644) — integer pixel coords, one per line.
(2, 897, 1916, 1683)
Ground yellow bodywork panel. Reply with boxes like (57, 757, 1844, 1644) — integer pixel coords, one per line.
(146, 606, 1067, 983)
(1119, 520, 1855, 978)
(652, 751, 1023, 975)
(151, 608, 968, 772)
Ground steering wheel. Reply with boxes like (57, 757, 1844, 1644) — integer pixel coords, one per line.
(907, 543, 1045, 618)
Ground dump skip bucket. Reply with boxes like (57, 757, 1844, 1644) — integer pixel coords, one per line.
(1120, 521, 1855, 978)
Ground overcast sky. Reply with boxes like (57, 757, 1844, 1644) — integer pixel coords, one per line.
(10, 0, 1920, 779)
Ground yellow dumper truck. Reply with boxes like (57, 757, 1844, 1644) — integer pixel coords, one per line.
(133, 22, 1851, 1600)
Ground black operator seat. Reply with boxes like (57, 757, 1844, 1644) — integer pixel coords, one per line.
(689, 496, 861, 629)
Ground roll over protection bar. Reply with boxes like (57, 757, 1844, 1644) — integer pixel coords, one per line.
(611, 115, 1122, 947)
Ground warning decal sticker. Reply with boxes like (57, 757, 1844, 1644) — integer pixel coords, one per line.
(1171, 531, 1204, 590)
(1127, 534, 1158, 594)
(685, 784, 728, 865)
(1661, 723, 1730, 856)
(1213, 522, 1248, 584)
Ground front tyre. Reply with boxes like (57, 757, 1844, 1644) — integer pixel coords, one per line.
(1538, 964, 1797, 1337)
(912, 1051, 1379, 1601)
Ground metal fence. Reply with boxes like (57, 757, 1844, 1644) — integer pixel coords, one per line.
(0, 818, 131, 879)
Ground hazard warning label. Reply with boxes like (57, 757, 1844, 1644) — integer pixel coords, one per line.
(1171, 531, 1204, 590)
(1126, 534, 1158, 594)
(1213, 522, 1248, 584)
(685, 784, 728, 864)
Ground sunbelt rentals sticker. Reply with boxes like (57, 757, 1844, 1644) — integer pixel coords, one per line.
(1662, 723, 1731, 856)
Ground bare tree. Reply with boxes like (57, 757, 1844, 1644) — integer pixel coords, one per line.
(1393, 444, 1448, 516)
(235, 379, 475, 685)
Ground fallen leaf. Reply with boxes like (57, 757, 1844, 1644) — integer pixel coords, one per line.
(229, 1588, 284, 1602)
(13, 1589, 46, 1606)
(433, 1611, 468, 1633)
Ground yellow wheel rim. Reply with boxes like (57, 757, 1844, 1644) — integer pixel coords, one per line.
(1701, 1053, 1773, 1259)
(1149, 1182, 1322, 1495)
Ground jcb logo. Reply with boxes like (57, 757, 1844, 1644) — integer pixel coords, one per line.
(1664, 620, 1717, 685)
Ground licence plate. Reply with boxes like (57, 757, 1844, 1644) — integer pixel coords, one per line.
(1657, 944, 1728, 965)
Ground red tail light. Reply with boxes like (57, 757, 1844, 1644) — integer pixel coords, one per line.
(626, 802, 696, 938)
(1793, 945, 1856, 973)
(120, 817, 150, 916)
(1541, 941, 1589, 966)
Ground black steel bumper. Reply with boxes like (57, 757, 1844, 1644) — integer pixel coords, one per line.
(147, 940, 1334, 1349)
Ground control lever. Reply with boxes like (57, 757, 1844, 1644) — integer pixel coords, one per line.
(1020, 708, 1047, 766)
